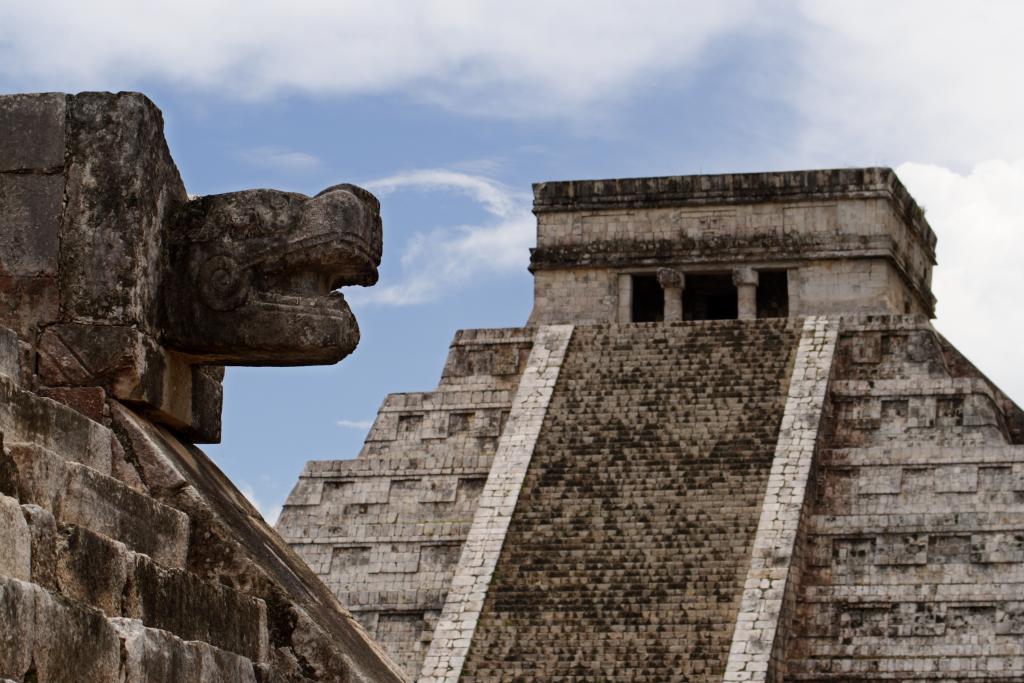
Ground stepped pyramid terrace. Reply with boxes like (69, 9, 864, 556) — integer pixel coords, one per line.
(278, 168, 1024, 682)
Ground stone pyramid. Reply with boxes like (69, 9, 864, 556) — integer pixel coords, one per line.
(279, 168, 1024, 682)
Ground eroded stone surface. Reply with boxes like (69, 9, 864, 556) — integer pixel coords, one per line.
(0, 91, 405, 683)
(0, 494, 31, 581)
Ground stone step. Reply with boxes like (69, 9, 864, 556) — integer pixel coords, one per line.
(0, 493, 30, 581)
(0, 373, 112, 475)
(811, 492, 1024, 518)
(302, 454, 492, 478)
(807, 511, 1024, 535)
(826, 445, 1024, 467)
(0, 442, 189, 568)
(832, 377, 997, 398)
(19, 506, 267, 662)
(0, 575, 122, 682)
(0, 568, 267, 683)
(111, 617, 259, 683)
(800, 581, 1024, 604)
(787, 653, 1024, 679)
(453, 322, 798, 681)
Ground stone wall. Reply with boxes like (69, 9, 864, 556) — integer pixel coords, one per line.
(457, 319, 801, 681)
(790, 260, 922, 318)
(786, 315, 1024, 680)
(278, 328, 536, 679)
(528, 169, 936, 325)
(530, 258, 928, 326)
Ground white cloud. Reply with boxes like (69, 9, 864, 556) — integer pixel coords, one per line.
(0, 1, 759, 117)
(337, 419, 373, 430)
(4, 3, 1020, 165)
(792, 2, 1024, 167)
(238, 146, 322, 172)
(353, 169, 534, 306)
(366, 169, 519, 219)
(897, 159, 1024, 404)
(239, 482, 282, 526)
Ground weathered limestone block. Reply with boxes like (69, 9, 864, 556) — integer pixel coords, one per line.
(733, 266, 759, 321)
(0, 494, 31, 581)
(0, 374, 113, 474)
(109, 401, 189, 494)
(55, 524, 130, 616)
(125, 553, 268, 662)
(0, 576, 122, 682)
(20, 504, 57, 590)
(36, 387, 107, 424)
(0, 326, 19, 383)
(111, 617, 259, 683)
(0, 443, 190, 567)
(38, 324, 221, 441)
(59, 92, 187, 327)
(0, 579, 34, 679)
(657, 268, 684, 321)
(0, 93, 66, 172)
(0, 275, 58, 342)
(0, 174, 62, 278)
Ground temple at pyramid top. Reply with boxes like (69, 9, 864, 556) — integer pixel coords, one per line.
(527, 167, 937, 324)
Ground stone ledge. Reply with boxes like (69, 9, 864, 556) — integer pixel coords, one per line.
(533, 167, 935, 251)
(0, 575, 122, 681)
(0, 443, 189, 568)
(111, 617, 259, 683)
(0, 374, 113, 475)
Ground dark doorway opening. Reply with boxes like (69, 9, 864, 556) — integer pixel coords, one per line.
(757, 270, 789, 318)
(631, 275, 663, 322)
(683, 274, 737, 320)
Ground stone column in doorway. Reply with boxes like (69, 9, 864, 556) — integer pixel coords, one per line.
(657, 268, 684, 322)
(617, 273, 633, 323)
(734, 267, 759, 320)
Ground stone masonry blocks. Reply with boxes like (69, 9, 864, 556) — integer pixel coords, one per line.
(0, 93, 66, 172)
(459, 319, 800, 681)
(417, 324, 574, 683)
(722, 316, 839, 683)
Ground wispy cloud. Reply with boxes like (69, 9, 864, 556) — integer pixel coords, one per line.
(336, 419, 373, 430)
(791, 2, 1024, 167)
(353, 169, 534, 306)
(0, 1, 759, 118)
(897, 159, 1024, 404)
(4, 4, 1022, 166)
(238, 145, 322, 172)
(239, 482, 282, 526)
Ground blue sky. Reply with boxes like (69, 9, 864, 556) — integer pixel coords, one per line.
(3, 1, 1023, 522)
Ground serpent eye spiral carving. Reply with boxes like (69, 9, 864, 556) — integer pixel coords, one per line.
(198, 254, 251, 311)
